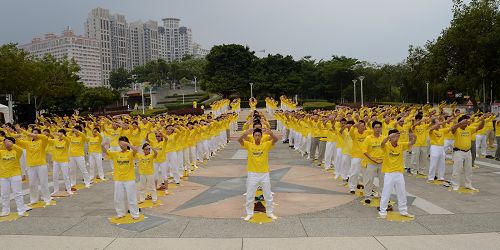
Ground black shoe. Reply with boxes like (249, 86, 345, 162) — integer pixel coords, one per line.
(346, 177, 349, 182)
(350, 190, 355, 194)
(357, 184, 364, 189)
(364, 199, 371, 204)
(496, 158, 500, 161)
(434, 176, 438, 180)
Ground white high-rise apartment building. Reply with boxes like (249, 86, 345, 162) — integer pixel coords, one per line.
(110, 14, 130, 70)
(85, 7, 112, 87)
(130, 20, 159, 66)
(192, 42, 210, 58)
(19, 27, 102, 87)
(160, 18, 195, 61)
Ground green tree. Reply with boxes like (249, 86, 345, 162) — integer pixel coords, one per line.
(204, 44, 257, 98)
(109, 67, 131, 90)
(77, 87, 119, 113)
(0, 44, 37, 99)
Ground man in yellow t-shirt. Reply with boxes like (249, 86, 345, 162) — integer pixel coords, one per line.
(0, 137, 30, 216)
(238, 127, 278, 221)
(450, 115, 484, 191)
(102, 136, 140, 220)
(495, 118, 500, 160)
(378, 129, 416, 219)
(348, 120, 371, 193)
(362, 121, 384, 201)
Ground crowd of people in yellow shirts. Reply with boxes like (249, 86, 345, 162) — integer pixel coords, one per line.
(0, 107, 238, 220)
(274, 102, 499, 218)
(1, 94, 499, 221)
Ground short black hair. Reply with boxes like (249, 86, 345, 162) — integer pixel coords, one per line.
(4, 136, 16, 144)
(58, 129, 67, 136)
(415, 114, 423, 120)
(458, 115, 469, 123)
(253, 128, 262, 136)
(372, 121, 382, 128)
(346, 121, 355, 125)
(73, 125, 83, 132)
(388, 129, 399, 136)
(32, 128, 41, 134)
(142, 143, 150, 149)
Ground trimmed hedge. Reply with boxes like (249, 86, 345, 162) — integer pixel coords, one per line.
(130, 108, 168, 117)
(240, 100, 267, 109)
(164, 103, 193, 110)
(168, 108, 204, 116)
(302, 102, 336, 112)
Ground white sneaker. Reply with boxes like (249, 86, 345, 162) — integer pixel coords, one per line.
(452, 186, 459, 191)
(0, 212, 9, 217)
(45, 201, 52, 206)
(378, 212, 387, 218)
(67, 191, 74, 195)
(465, 186, 478, 191)
(400, 213, 415, 218)
(267, 213, 278, 220)
(243, 215, 253, 221)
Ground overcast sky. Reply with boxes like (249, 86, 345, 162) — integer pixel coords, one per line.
(0, 0, 463, 64)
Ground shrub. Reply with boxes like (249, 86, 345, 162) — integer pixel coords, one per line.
(302, 102, 336, 112)
(130, 108, 168, 117)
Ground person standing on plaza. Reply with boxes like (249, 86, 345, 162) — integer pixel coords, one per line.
(378, 129, 416, 219)
(102, 136, 140, 220)
(238, 127, 278, 221)
(450, 115, 484, 191)
(0, 137, 31, 216)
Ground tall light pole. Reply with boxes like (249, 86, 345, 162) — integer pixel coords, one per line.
(141, 83, 145, 115)
(352, 79, 357, 103)
(358, 76, 365, 107)
(426, 82, 430, 104)
(194, 76, 198, 93)
(249, 82, 254, 98)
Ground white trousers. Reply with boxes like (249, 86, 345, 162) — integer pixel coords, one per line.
(324, 142, 336, 169)
(138, 174, 157, 202)
(363, 163, 384, 197)
(428, 145, 445, 180)
(52, 161, 71, 193)
(340, 154, 351, 180)
(475, 134, 487, 156)
(246, 172, 273, 216)
(411, 146, 428, 174)
(183, 148, 191, 169)
(114, 180, 139, 218)
(166, 152, 181, 183)
(27, 165, 51, 204)
(451, 150, 473, 188)
(190, 146, 197, 166)
(156, 161, 168, 183)
(379, 172, 408, 215)
(21, 149, 27, 176)
(0, 175, 27, 215)
(69, 156, 91, 186)
(88, 153, 104, 179)
(348, 158, 362, 191)
(333, 148, 343, 173)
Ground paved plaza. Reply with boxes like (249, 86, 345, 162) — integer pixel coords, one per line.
(1, 115, 500, 249)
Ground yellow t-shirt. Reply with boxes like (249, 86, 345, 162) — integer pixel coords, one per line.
(429, 128, 448, 146)
(106, 128, 123, 147)
(106, 150, 136, 181)
(49, 137, 71, 163)
(363, 135, 384, 165)
(0, 145, 23, 178)
(87, 134, 103, 153)
(136, 153, 156, 175)
(382, 141, 410, 173)
(243, 140, 274, 173)
(350, 129, 371, 158)
(150, 139, 167, 163)
(495, 121, 500, 137)
(453, 126, 476, 151)
(68, 133, 86, 157)
(413, 124, 429, 147)
(17, 135, 49, 167)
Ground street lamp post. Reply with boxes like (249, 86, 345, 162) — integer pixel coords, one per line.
(194, 76, 198, 93)
(352, 79, 357, 103)
(250, 82, 254, 98)
(426, 82, 430, 104)
(358, 76, 365, 107)
(141, 83, 145, 115)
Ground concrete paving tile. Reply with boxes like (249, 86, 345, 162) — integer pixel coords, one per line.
(243, 237, 385, 250)
(300, 217, 433, 236)
(107, 238, 241, 250)
(415, 213, 500, 234)
(0, 217, 84, 236)
(60, 216, 137, 237)
(376, 232, 500, 250)
(132, 216, 190, 238)
(0, 235, 114, 250)
(180, 217, 307, 238)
